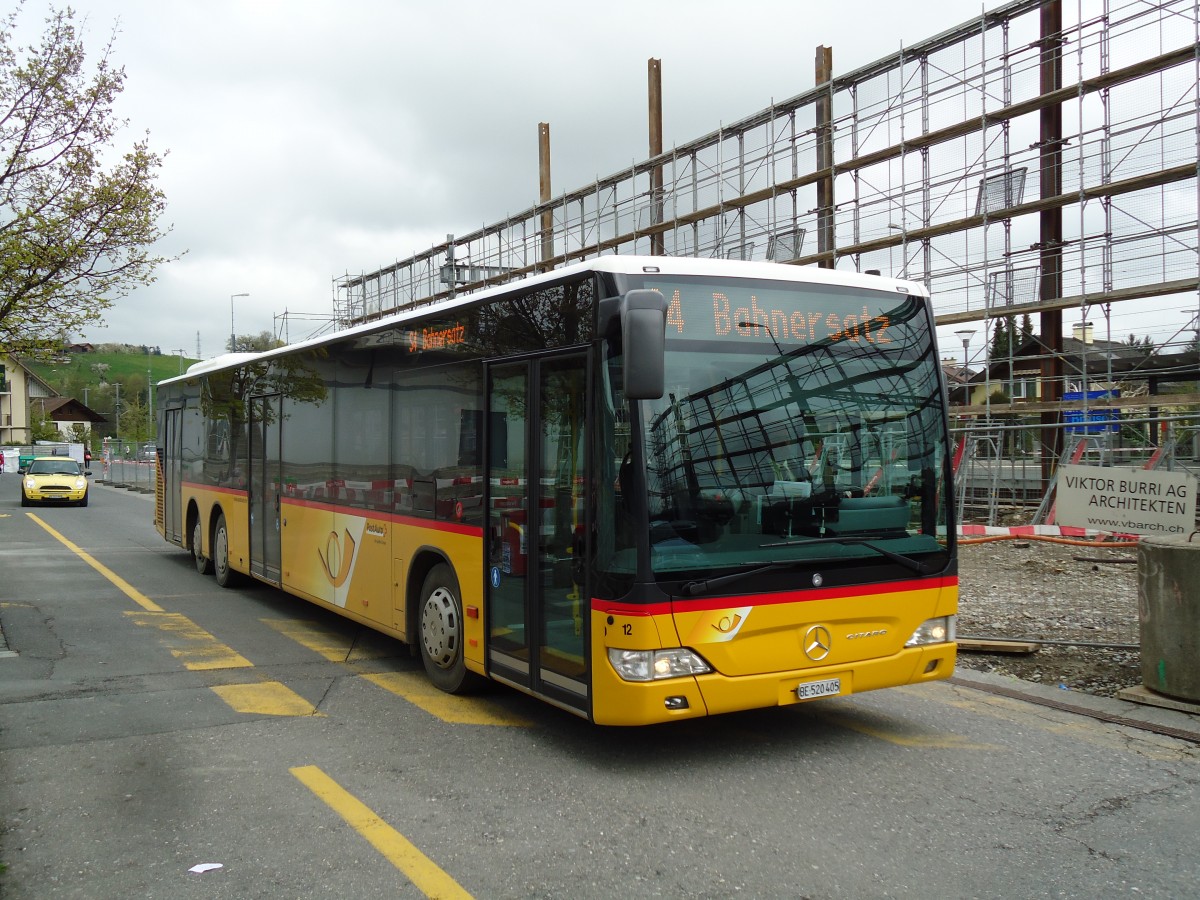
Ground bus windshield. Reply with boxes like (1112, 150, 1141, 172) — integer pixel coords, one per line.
(622, 275, 951, 584)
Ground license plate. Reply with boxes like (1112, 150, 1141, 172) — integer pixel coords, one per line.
(796, 677, 841, 700)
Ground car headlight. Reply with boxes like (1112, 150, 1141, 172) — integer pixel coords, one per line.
(905, 615, 956, 647)
(607, 647, 713, 682)
(25, 477, 35, 490)
(75, 478, 87, 489)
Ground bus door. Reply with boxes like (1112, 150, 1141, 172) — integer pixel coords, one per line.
(486, 352, 590, 712)
(249, 393, 283, 583)
(161, 406, 184, 543)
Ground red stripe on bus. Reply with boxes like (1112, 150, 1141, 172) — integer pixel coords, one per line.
(182, 481, 246, 497)
(178, 481, 482, 537)
(592, 576, 957, 617)
(282, 495, 484, 537)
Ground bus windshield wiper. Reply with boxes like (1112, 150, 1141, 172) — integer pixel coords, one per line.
(677, 562, 795, 598)
(759, 536, 938, 575)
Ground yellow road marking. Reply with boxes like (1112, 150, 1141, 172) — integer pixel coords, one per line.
(23, 515, 329, 719)
(124, 610, 253, 669)
(28, 514, 163, 612)
(291, 765, 473, 899)
(263, 619, 529, 726)
(262, 618, 392, 662)
(211, 681, 324, 716)
(362, 672, 531, 727)
(819, 709, 1000, 750)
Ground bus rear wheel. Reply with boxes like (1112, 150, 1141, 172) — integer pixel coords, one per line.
(213, 512, 241, 588)
(193, 517, 213, 575)
(418, 563, 475, 693)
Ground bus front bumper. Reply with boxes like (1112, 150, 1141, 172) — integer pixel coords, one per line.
(591, 643, 957, 726)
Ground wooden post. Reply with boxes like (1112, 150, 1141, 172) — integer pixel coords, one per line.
(815, 45, 835, 268)
(1038, 1, 1064, 485)
(648, 58, 664, 256)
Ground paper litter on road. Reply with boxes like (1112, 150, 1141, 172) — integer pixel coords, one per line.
(187, 863, 223, 874)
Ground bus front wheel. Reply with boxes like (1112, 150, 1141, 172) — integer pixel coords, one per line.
(213, 512, 241, 588)
(418, 563, 473, 693)
(193, 517, 213, 575)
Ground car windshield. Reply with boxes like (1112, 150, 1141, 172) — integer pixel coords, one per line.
(28, 459, 82, 476)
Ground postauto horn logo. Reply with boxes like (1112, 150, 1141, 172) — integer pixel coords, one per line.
(319, 529, 357, 589)
(315, 518, 369, 609)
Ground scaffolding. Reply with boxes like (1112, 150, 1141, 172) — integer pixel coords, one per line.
(331, 0, 1197, 351)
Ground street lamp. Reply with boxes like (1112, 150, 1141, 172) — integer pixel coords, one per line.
(954, 329, 976, 377)
(147, 345, 153, 437)
(230, 292, 250, 352)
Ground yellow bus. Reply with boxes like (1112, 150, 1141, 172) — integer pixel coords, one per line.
(154, 256, 957, 725)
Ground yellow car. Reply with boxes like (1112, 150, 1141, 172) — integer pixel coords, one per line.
(20, 456, 90, 507)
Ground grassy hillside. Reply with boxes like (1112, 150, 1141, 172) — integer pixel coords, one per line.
(30, 348, 197, 388)
(25, 346, 199, 429)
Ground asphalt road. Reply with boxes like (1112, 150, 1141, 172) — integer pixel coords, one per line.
(1, 480, 1198, 899)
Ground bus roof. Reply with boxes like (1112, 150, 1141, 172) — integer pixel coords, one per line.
(162, 256, 928, 386)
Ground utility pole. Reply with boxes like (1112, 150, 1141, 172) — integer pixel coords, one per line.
(230, 292, 250, 353)
(538, 123, 553, 270)
(147, 347, 154, 439)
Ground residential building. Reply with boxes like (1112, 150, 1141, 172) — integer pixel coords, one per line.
(30, 396, 107, 440)
(1, 355, 58, 444)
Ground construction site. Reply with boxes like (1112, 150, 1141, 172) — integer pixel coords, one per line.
(321, 0, 1198, 530)
(265, 0, 1200, 686)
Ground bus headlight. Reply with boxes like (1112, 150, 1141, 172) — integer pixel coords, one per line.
(905, 615, 956, 647)
(607, 647, 713, 682)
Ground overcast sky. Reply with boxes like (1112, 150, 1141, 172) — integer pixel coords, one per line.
(14, 0, 1187, 366)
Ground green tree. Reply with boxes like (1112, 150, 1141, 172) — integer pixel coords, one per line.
(227, 331, 286, 353)
(992, 314, 1035, 360)
(123, 372, 146, 404)
(1019, 313, 1034, 343)
(990, 317, 1009, 358)
(29, 403, 60, 441)
(0, 5, 175, 354)
(1124, 333, 1155, 353)
(118, 393, 151, 442)
(60, 365, 91, 400)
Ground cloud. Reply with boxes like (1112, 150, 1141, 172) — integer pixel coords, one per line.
(55, 0, 975, 356)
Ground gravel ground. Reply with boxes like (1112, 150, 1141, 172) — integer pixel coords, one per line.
(954, 536, 1144, 698)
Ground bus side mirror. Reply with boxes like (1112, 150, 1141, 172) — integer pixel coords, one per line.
(621, 289, 667, 400)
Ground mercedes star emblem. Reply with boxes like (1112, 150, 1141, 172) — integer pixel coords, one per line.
(803, 624, 832, 661)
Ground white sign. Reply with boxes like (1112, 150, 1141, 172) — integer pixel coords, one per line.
(1056, 464, 1197, 536)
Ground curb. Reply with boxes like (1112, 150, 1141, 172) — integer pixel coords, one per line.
(949, 667, 1200, 744)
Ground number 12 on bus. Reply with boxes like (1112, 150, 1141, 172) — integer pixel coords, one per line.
(154, 256, 957, 725)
